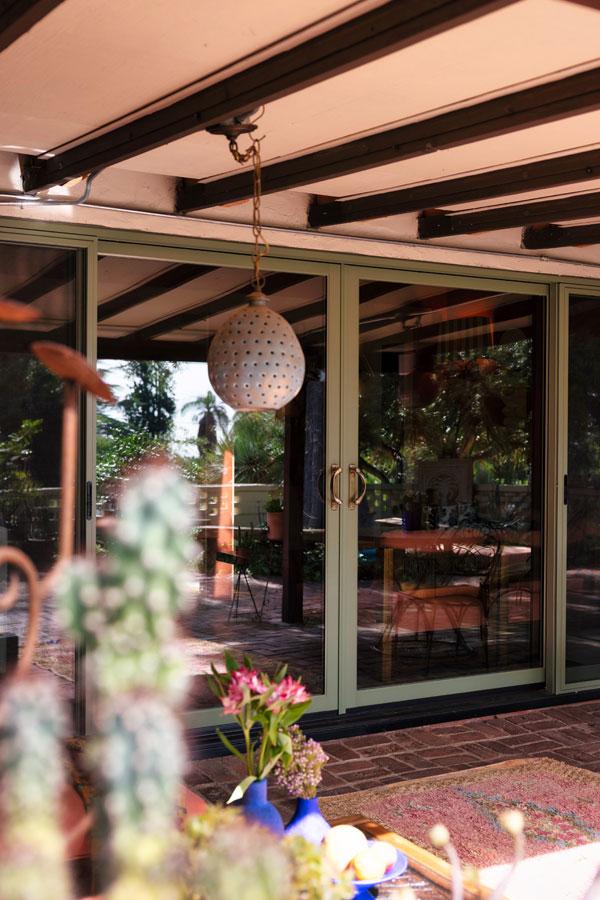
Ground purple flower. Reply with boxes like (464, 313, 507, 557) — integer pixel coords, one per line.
(273, 725, 328, 799)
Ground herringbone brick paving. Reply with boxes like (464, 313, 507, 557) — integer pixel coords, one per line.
(187, 699, 600, 814)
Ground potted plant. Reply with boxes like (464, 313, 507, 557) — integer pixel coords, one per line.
(264, 496, 284, 541)
(208, 654, 311, 835)
(273, 725, 331, 844)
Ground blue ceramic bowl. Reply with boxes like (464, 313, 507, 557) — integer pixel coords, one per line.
(351, 840, 408, 898)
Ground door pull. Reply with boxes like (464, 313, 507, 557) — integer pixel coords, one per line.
(348, 464, 367, 510)
(329, 465, 343, 510)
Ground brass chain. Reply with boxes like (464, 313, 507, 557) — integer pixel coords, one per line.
(228, 135, 269, 292)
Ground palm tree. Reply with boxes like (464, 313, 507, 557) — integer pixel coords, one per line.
(182, 391, 229, 454)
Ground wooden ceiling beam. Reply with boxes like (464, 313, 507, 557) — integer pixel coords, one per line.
(125, 271, 312, 341)
(372, 297, 534, 349)
(98, 337, 208, 363)
(97, 263, 218, 322)
(0, 0, 66, 53)
(177, 66, 600, 212)
(21, 0, 512, 192)
(522, 221, 600, 248)
(6, 252, 75, 302)
(309, 148, 600, 227)
(418, 189, 600, 238)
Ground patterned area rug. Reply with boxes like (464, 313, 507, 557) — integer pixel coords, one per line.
(320, 758, 600, 870)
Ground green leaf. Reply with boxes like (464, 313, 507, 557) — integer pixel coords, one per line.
(268, 715, 278, 745)
(261, 753, 284, 779)
(282, 700, 312, 727)
(215, 728, 246, 763)
(274, 663, 288, 683)
(224, 651, 239, 673)
(277, 731, 292, 756)
(243, 654, 254, 669)
(227, 775, 257, 804)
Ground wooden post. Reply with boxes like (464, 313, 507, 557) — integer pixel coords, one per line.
(214, 448, 235, 599)
(282, 388, 306, 625)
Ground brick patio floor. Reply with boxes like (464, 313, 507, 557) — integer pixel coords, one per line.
(186, 698, 600, 816)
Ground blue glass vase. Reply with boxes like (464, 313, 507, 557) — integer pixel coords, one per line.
(240, 779, 284, 836)
(285, 796, 331, 844)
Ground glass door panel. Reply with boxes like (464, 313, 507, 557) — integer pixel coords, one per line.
(354, 278, 544, 691)
(0, 241, 79, 700)
(566, 294, 600, 684)
(96, 255, 332, 711)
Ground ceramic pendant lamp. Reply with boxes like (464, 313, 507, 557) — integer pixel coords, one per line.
(207, 123, 305, 411)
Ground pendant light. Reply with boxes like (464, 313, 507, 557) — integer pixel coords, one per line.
(207, 125, 305, 411)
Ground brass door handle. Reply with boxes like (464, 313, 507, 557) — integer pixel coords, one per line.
(329, 465, 343, 510)
(348, 464, 367, 510)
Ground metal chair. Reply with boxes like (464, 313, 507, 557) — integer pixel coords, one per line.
(386, 535, 502, 671)
(217, 548, 266, 622)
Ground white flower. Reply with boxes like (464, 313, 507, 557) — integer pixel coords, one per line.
(429, 824, 450, 848)
(499, 809, 525, 836)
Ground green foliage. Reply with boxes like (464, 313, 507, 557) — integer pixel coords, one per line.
(0, 353, 63, 487)
(96, 428, 165, 505)
(185, 806, 292, 900)
(184, 807, 353, 900)
(264, 497, 284, 513)
(359, 338, 533, 491)
(230, 412, 284, 483)
(0, 678, 73, 900)
(0, 418, 42, 532)
(285, 835, 353, 900)
(119, 361, 177, 438)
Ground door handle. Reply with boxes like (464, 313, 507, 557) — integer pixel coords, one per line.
(348, 464, 367, 510)
(329, 465, 343, 510)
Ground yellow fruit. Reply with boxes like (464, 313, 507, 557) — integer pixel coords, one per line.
(352, 846, 388, 882)
(324, 824, 368, 872)
(371, 840, 397, 871)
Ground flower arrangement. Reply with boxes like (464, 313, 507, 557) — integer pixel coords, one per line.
(273, 725, 328, 799)
(208, 654, 311, 800)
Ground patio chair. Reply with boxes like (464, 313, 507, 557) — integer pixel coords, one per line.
(217, 547, 267, 622)
(385, 536, 502, 672)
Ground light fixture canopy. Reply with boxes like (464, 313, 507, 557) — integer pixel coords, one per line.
(205, 120, 306, 411)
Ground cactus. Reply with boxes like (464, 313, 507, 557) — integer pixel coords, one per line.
(0, 676, 73, 900)
(59, 463, 196, 704)
(186, 806, 293, 900)
(57, 462, 196, 898)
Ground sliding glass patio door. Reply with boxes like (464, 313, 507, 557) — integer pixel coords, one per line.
(564, 292, 600, 686)
(94, 244, 341, 724)
(339, 267, 546, 710)
(0, 231, 94, 728)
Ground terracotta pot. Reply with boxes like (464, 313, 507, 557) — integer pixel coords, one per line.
(266, 510, 284, 541)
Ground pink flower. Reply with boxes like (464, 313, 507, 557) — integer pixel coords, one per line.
(230, 666, 267, 696)
(269, 676, 310, 708)
(220, 666, 267, 715)
(221, 691, 243, 715)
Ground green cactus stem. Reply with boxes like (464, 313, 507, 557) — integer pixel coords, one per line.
(57, 463, 196, 897)
(0, 676, 73, 900)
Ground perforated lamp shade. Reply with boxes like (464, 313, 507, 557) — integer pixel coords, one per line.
(207, 291, 306, 411)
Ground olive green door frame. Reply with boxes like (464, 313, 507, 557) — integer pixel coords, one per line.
(550, 284, 600, 695)
(96, 239, 343, 729)
(4, 215, 600, 723)
(0, 222, 98, 733)
(337, 264, 548, 713)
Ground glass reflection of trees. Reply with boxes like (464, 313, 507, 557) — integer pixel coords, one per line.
(359, 332, 533, 530)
